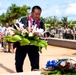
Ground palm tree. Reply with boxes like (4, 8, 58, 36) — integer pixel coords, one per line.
(61, 17, 70, 27)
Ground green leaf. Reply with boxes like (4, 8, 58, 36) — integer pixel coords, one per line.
(30, 40, 39, 46)
(13, 30, 21, 35)
(41, 71, 51, 75)
(39, 40, 48, 49)
(62, 74, 67, 75)
(38, 42, 45, 47)
(4, 35, 12, 39)
(38, 40, 48, 48)
(4, 37, 9, 42)
(4, 35, 13, 42)
(9, 35, 22, 42)
(20, 38, 30, 46)
(4, 35, 22, 42)
(39, 47, 42, 53)
(33, 35, 39, 39)
(65, 73, 71, 75)
(71, 73, 76, 75)
(55, 71, 61, 75)
(14, 35, 22, 40)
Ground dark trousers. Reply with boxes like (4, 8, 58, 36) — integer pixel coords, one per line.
(15, 45, 39, 72)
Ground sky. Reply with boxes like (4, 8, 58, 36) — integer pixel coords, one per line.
(0, 0, 76, 20)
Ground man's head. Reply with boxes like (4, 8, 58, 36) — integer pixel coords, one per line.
(5, 22, 9, 27)
(31, 6, 42, 21)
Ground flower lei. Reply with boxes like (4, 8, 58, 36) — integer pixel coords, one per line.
(28, 15, 40, 31)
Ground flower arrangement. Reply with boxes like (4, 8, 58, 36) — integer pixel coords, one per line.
(4, 20, 47, 53)
(41, 58, 76, 75)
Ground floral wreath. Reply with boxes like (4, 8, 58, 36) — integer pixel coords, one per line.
(41, 58, 76, 75)
(4, 18, 48, 53)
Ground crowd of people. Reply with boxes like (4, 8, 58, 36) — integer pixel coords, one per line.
(44, 25, 76, 40)
(0, 22, 15, 53)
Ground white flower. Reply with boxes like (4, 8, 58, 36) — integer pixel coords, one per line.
(68, 59, 76, 69)
(29, 32, 33, 37)
(36, 28, 44, 33)
(71, 60, 76, 64)
(67, 59, 70, 62)
(69, 63, 74, 69)
(60, 61, 66, 67)
(21, 29, 27, 36)
(22, 29, 27, 33)
(34, 28, 44, 36)
(21, 32, 26, 36)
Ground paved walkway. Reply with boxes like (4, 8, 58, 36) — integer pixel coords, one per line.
(0, 45, 76, 74)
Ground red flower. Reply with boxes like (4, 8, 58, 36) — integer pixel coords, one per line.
(74, 63, 76, 67)
(66, 62, 70, 66)
(59, 65, 63, 69)
(72, 67, 75, 70)
(65, 65, 69, 70)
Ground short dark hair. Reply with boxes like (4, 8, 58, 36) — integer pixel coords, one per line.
(32, 5, 42, 12)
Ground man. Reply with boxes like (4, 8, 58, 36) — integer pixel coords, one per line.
(3, 22, 11, 52)
(14, 5, 45, 72)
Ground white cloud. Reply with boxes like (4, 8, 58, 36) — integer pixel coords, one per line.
(66, 3, 76, 15)
(0, 9, 6, 14)
(1, 3, 11, 9)
(42, 5, 61, 17)
(0, 1, 11, 15)
(55, 9, 61, 16)
(42, 2, 76, 20)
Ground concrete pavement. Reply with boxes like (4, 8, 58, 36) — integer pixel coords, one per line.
(0, 45, 76, 74)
